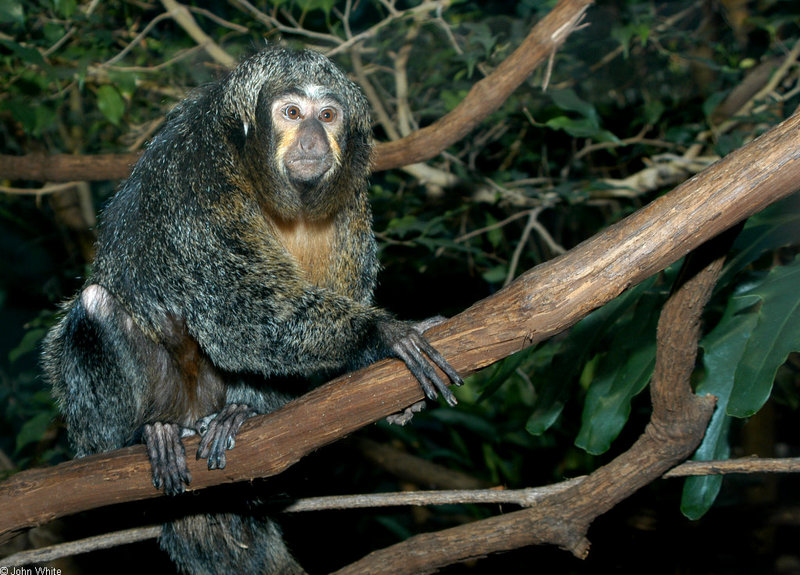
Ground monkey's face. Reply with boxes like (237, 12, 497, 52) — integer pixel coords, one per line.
(272, 90, 344, 192)
(226, 49, 372, 221)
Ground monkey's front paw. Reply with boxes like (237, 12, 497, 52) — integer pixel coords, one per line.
(382, 318, 463, 407)
(196, 403, 256, 470)
(142, 422, 192, 496)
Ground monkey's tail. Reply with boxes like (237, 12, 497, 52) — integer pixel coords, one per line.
(160, 512, 307, 575)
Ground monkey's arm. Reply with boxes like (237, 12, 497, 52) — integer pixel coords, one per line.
(190, 286, 461, 402)
(178, 239, 461, 405)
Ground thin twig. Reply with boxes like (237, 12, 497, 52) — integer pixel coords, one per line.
(103, 13, 173, 66)
(0, 182, 84, 196)
(6, 454, 799, 567)
(454, 209, 535, 243)
(504, 208, 542, 286)
(160, 0, 236, 68)
(1, 526, 162, 568)
(665, 456, 800, 478)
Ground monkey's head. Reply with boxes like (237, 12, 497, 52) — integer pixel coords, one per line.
(220, 47, 373, 221)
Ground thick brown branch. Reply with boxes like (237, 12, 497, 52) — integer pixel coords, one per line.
(1, 107, 799, 545)
(0, 0, 592, 183)
(0, 153, 137, 183)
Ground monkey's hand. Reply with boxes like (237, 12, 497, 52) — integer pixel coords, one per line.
(378, 317, 463, 408)
(143, 422, 194, 496)
(195, 403, 257, 470)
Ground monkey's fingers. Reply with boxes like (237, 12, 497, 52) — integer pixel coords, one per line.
(407, 332, 461, 406)
(385, 400, 426, 426)
(391, 339, 440, 401)
(143, 422, 191, 496)
(393, 335, 459, 407)
(412, 334, 464, 388)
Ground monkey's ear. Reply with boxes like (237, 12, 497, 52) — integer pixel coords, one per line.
(227, 117, 249, 150)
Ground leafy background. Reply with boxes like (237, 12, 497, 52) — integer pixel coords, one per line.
(1, 0, 799, 573)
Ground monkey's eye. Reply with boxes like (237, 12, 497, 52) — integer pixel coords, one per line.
(284, 105, 303, 121)
(318, 108, 337, 123)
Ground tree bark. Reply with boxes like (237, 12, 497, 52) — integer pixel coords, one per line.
(1, 108, 799, 544)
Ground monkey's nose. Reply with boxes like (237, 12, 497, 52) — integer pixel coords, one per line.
(299, 133, 318, 152)
(297, 118, 327, 152)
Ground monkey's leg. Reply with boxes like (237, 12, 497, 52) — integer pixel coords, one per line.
(43, 284, 150, 457)
(195, 403, 256, 470)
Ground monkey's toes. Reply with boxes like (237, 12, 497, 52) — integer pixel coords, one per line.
(196, 403, 256, 470)
(143, 421, 192, 495)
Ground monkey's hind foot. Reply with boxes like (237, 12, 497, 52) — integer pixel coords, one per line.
(385, 399, 426, 426)
(143, 422, 194, 496)
(196, 403, 257, 470)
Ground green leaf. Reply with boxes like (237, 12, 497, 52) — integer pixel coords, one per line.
(574, 294, 660, 454)
(9, 327, 47, 363)
(485, 214, 503, 249)
(430, 408, 499, 440)
(478, 346, 536, 403)
(54, 0, 77, 18)
(526, 275, 658, 435)
(441, 89, 468, 112)
(634, 23, 651, 45)
(108, 70, 140, 96)
(384, 214, 419, 237)
(643, 99, 665, 126)
(728, 257, 800, 417)
(0, 38, 46, 67)
(680, 292, 758, 519)
(15, 411, 53, 453)
(4, 98, 57, 136)
(0, 0, 24, 25)
(544, 116, 620, 142)
(298, 0, 336, 13)
(96, 85, 125, 126)
(481, 265, 507, 284)
(550, 89, 598, 124)
(722, 194, 800, 283)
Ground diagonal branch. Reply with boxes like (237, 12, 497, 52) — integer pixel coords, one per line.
(159, 0, 237, 68)
(372, 0, 590, 170)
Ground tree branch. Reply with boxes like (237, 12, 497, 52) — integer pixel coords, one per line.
(664, 456, 800, 477)
(373, 0, 590, 171)
(159, 0, 236, 68)
(0, 0, 593, 183)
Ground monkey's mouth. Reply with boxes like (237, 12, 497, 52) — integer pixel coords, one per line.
(285, 155, 333, 183)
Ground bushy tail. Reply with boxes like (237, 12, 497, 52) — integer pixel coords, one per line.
(161, 512, 306, 575)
